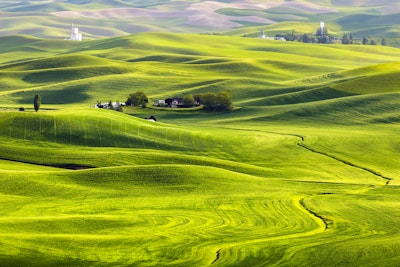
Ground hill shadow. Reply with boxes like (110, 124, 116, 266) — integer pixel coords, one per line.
(16, 86, 90, 105)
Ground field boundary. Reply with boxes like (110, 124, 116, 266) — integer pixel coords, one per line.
(293, 134, 393, 185)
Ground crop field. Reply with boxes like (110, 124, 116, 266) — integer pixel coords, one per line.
(0, 33, 400, 266)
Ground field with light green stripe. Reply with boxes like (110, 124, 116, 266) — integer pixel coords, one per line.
(0, 32, 399, 266)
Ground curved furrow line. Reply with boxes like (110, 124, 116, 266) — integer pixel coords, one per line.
(299, 197, 332, 231)
(209, 196, 327, 265)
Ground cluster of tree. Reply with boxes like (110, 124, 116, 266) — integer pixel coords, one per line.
(275, 28, 388, 46)
(196, 91, 233, 111)
(126, 90, 233, 111)
(182, 94, 196, 108)
(275, 27, 335, 44)
(125, 91, 148, 107)
(343, 33, 387, 46)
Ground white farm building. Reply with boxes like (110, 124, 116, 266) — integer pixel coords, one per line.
(69, 24, 82, 41)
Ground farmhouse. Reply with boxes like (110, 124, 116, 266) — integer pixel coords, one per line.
(165, 98, 184, 108)
(153, 100, 166, 106)
(94, 102, 124, 109)
(259, 29, 286, 41)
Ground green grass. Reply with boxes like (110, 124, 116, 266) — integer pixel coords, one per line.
(0, 32, 400, 266)
(2, 33, 400, 107)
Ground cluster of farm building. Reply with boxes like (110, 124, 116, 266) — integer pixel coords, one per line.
(94, 97, 200, 109)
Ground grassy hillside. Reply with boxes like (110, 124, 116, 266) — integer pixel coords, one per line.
(0, 32, 400, 266)
(1, 33, 400, 107)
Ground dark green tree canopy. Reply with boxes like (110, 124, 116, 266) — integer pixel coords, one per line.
(182, 94, 195, 108)
(126, 91, 148, 108)
(197, 91, 232, 111)
(342, 33, 350, 44)
(33, 94, 41, 112)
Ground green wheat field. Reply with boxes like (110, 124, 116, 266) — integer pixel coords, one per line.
(0, 33, 400, 266)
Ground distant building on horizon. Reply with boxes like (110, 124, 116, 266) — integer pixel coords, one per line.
(260, 29, 266, 39)
(68, 24, 82, 41)
(258, 29, 286, 41)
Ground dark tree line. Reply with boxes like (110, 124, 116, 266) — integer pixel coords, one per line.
(274, 27, 389, 46)
(275, 27, 336, 44)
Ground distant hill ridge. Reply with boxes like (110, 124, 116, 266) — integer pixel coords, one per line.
(1, 32, 400, 125)
(0, 0, 399, 46)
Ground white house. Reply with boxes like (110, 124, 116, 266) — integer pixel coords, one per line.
(153, 100, 166, 106)
(258, 29, 286, 41)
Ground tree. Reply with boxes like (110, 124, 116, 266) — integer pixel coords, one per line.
(362, 36, 369, 45)
(369, 39, 377, 45)
(318, 35, 330, 44)
(197, 91, 233, 111)
(182, 94, 195, 108)
(108, 100, 114, 110)
(216, 91, 233, 111)
(342, 33, 350, 44)
(197, 92, 217, 110)
(301, 34, 316, 43)
(316, 26, 328, 38)
(381, 37, 387, 46)
(33, 94, 41, 112)
(126, 91, 148, 108)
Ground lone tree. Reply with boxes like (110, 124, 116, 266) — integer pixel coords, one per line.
(33, 94, 41, 112)
(126, 91, 148, 108)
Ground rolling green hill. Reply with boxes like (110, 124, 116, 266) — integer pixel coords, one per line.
(1, 0, 400, 47)
(1, 32, 400, 107)
(0, 32, 400, 266)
